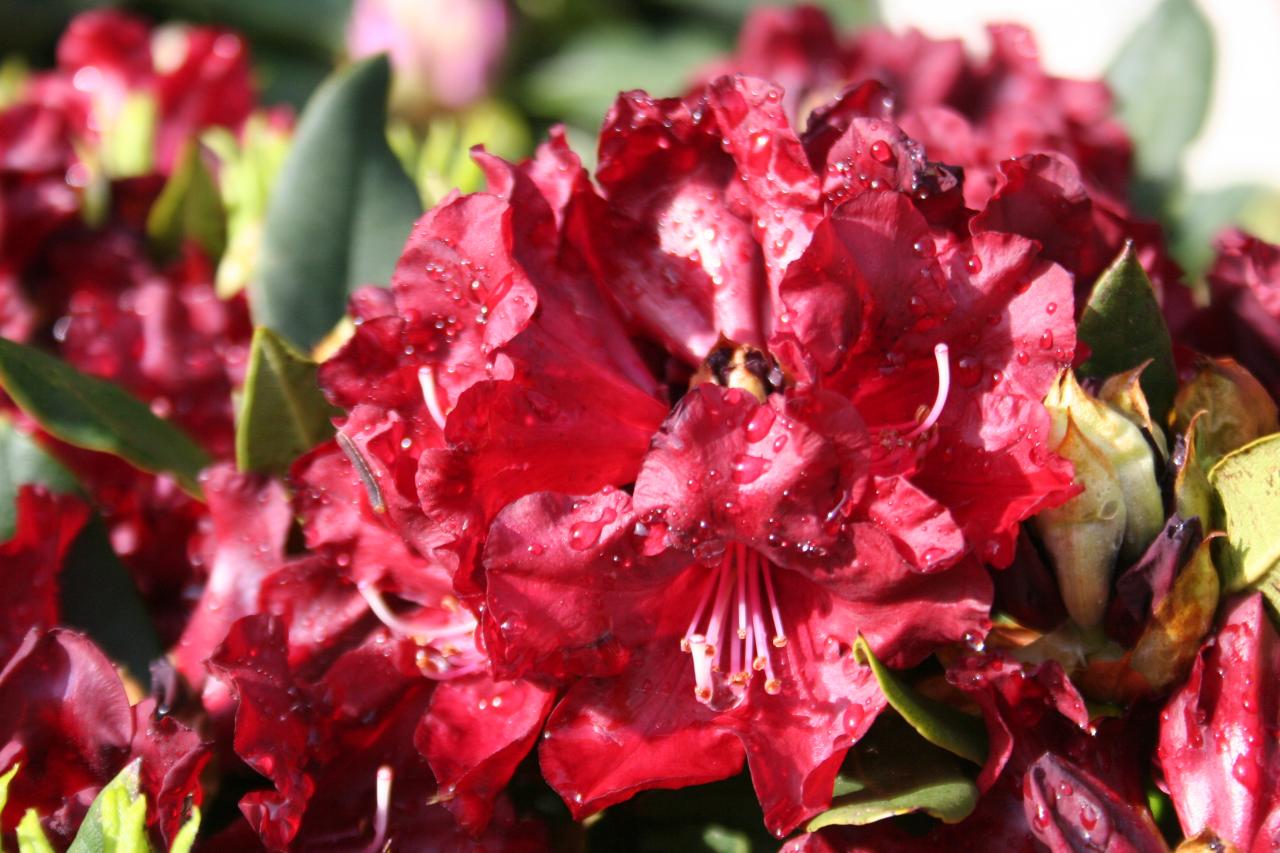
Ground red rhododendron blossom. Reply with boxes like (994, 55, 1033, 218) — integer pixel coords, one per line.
(703, 5, 1187, 316)
(1159, 593, 1280, 852)
(209, 615, 549, 852)
(1191, 229, 1280, 399)
(707, 5, 1132, 207)
(35, 8, 255, 171)
(0, 486, 89, 664)
(0, 630, 207, 848)
(786, 655, 1155, 851)
(318, 72, 1085, 835)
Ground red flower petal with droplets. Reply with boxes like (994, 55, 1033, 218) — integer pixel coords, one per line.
(0, 486, 89, 665)
(1159, 593, 1280, 853)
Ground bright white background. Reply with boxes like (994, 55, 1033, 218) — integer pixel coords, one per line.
(881, 0, 1280, 194)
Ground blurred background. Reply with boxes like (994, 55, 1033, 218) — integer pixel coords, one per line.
(2, 0, 1276, 277)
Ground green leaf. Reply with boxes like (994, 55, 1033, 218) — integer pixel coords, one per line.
(60, 517, 163, 688)
(1077, 243, 1178, 423)
(521, 27, 727, 129)
(702, 824, 752, 853)
(0, 418, 78, 540)
(0, 763, 17, 853)
(1209, 434, 1280, 593)
(853, 636, 987, 766)
(1169, 184, 1266, 286)
(252, 55, 422, 350)
(16, 810, 54, 853)
(146, 138, 226, 260)
(1106, 0, 1214, 187)
(67, 760, 151, 853)
(807, 715, 978, 832)
(0, 338, 209, 496)
(168, 807, 200, 853)
(236, 327, 340, 475)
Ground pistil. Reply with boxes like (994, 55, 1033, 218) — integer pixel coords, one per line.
(903, 343, 951, 439)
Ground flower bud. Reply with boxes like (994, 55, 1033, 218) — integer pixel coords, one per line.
(346, 0, 509, 121)
(1172, 356, 1279, 469)
(1099, 360, 1169, 460)
(1046, 370, 1164, 561)
(1035, 416, 1126, 628)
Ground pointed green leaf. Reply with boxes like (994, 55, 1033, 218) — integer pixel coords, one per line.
(168, 807, 200, 853)
(67, 760, 151, 853)
(853, 636, 987, 766)
(16, 810, 54, 853)
(0, 418, 78, 540)
(1107, 0, 1213, 186)
(1077, 243, 1178, 423)
(252, 55, 422, 349)
(1209, 434, 1280, 594)
(0, 339, 209, 496)
(236, 327, 340, 475)
(146, 139, 226, 260)
(807, 715, 978, 831)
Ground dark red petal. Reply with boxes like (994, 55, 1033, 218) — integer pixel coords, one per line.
(538, 639, 745, 819)
(174, 465, 289, 689)
(0, 630, 134, 844)
(1105, 516, 1203, 646)
(390, 192, 537, 408)
(207, 616, 312, 851)
(633, 385, 863, 568)
(418, 360, 666, 584)
(721, 576, 886, 837)
(0, 486, 89, 664)
(1159, 593, 1280, 852)
(798, 525, 992, 668)
(128, 700, 209, 846)
(415, 673, 554, 833)
(1023, 753, 1167, 853)
(482, 489, 690, 680)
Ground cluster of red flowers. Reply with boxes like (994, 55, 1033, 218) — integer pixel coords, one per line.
(1, 5, 1278, 852)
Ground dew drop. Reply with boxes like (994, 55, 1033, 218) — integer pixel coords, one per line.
(966, 255, 983, 274)
(1039, 330, 1054, 350)
(869, 140, 893, 163)
(744, 406, 776, 443)
(731, 453, 769, 485)
(955, 357, 982, 388)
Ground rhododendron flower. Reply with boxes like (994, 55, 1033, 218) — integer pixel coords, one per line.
(707, 5, 1131, 206)
(35, 8, 254, 173)
(347, 0, 509, 118)
(0, 630, 206, 848)
(1191, 230, 1280, 400)
(316, 68, 1089, 834)
(1159, 594, 1280, 852)
(703, 5, 1187, 317)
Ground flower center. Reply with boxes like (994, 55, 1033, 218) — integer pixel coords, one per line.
(693, 338, 786, 403)
(357, 583, 486, 680)
(680, 543, 788, 704)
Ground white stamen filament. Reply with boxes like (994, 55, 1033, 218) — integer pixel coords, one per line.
(358, 583, 483, 680)
(682, 546, 788, 704)
(418, 365, 448, 431)
(361, 765, 393, 853)
(904, 343, 951, 439)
